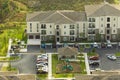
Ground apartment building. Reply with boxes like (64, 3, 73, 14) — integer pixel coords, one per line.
(26, 11, 87, 45)
(85, 3, 120, 41)
(26, 3, 120, 45)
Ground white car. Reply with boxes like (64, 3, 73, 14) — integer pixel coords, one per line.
(37, 54, 48, 60)
(93, 42, 99, 48)
(107, 43, 112, 48)
(107, 55, 116, 60)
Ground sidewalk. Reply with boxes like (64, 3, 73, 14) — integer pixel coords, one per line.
(84, 53, 90, 75)
(7, 39, 12, 57)
(48, 53, 52, 79)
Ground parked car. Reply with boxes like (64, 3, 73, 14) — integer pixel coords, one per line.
(106, 40, 112, 48)
(89, 62, 99, 66)
(37, 54, 48, 60)
(93, 42, 99, 48)
(107, 55, 116, 60)
(89, 56, 99, 60)
(107, 43, 112, 48)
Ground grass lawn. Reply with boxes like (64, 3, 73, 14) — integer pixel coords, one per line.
(52, 54, 86, 78)
(1, 62, 17, 71)
(52, 54, 74, 78)
(115, 52, 120, 57)
(37, 74, 48, 80)
(0, 56, 20, 61)
(0, 22, 26, 56)
(87, 52, 98, 57)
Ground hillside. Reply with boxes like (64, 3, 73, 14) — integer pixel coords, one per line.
(0, 0, 119, 22)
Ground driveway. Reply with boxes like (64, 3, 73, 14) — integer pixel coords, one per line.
(11, 54, 37, 74)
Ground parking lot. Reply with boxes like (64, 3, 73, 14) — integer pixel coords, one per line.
(97, 48, 120, 70)
(11, 54, 37, 74)
(85, 45, 120, 71)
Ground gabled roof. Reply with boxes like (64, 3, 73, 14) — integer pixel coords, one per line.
(58, 47, 78, 56)
(85, 3, 120, 17)
(26, 10, 87, 24)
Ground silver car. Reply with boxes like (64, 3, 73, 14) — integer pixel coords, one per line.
(107, 55, 116, 60)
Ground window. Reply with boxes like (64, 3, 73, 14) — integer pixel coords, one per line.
(41, 24, 46, 29)
(89, 23, 95, 28)
(89, 18, 95, 22)
(56, 31, 59, 36)
(50, 25, 52, 28)
(50, 31, 52, 34)
(63, 37, 67, 41)
(101, 24, 103, 27)
(113, 30, 115, 33)
(70, 36, 74, 41)
(41, 36, 46, 41)
(37, 24, 39, 32)
(70, 25, 74, 29)
(57, 38, 59, 42)
(30, 23, 32, 32)
(30, 29, 32, 32)
(114, 18, 116, 21)
(101, 18, 103, 21)
(35, 35, 40, 39)
(64, 26, 66, 28)
(30, 23, 32, 27)
(89, 18, 91, 22)
(92, 18, 95, 22)
(41, 30, 46, 35)
(107, 24, 110, 28)
(29, 35, 33, 39)
(56, 25, 59, 29)
(114, 24, 115, 27)
(107, 30, 110, 34)
(107, 17, 110, 22)
(70, 30, 74, 35)
(100, 30, 103, 33)
(64, 32, 66, 34)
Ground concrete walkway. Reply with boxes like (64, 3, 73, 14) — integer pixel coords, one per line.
(48, 53, 52, 79)
(7, 39, 12, 57)
(84, 53, 90, 75)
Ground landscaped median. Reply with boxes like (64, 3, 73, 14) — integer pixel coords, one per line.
(0, 56, 20, 61)
(1, 62, 17, 72)
(52, 54, 86, 78)
(115, 52, 120, 57)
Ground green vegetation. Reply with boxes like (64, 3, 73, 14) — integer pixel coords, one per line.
(0, 22, 27, 56)
(87, 52, 98, 57)
(52, 54, 74, 78)
(0, 0, 119, 22)
(37, 74, 48, 80)
(52, 54, 86, 78)
(15, 0, 118, 11)
(1, 63, 17, 71)
(0, 56, 20, 61)
(115, 52, 120, 57)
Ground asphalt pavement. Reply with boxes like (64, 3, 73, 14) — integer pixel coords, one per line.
(85, 46, 120, 71)
(11, 54, 37, 74)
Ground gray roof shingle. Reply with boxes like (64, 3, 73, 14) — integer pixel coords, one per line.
(85, 3, 120, 17)
(26, 10, 87, 24)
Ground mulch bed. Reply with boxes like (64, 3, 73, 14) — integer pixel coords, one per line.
(56, 61, 81, 73)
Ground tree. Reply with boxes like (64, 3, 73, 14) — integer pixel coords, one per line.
(95, 33, 101, 42)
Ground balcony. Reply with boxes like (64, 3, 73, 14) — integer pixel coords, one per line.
(88, 30, 95, 34)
